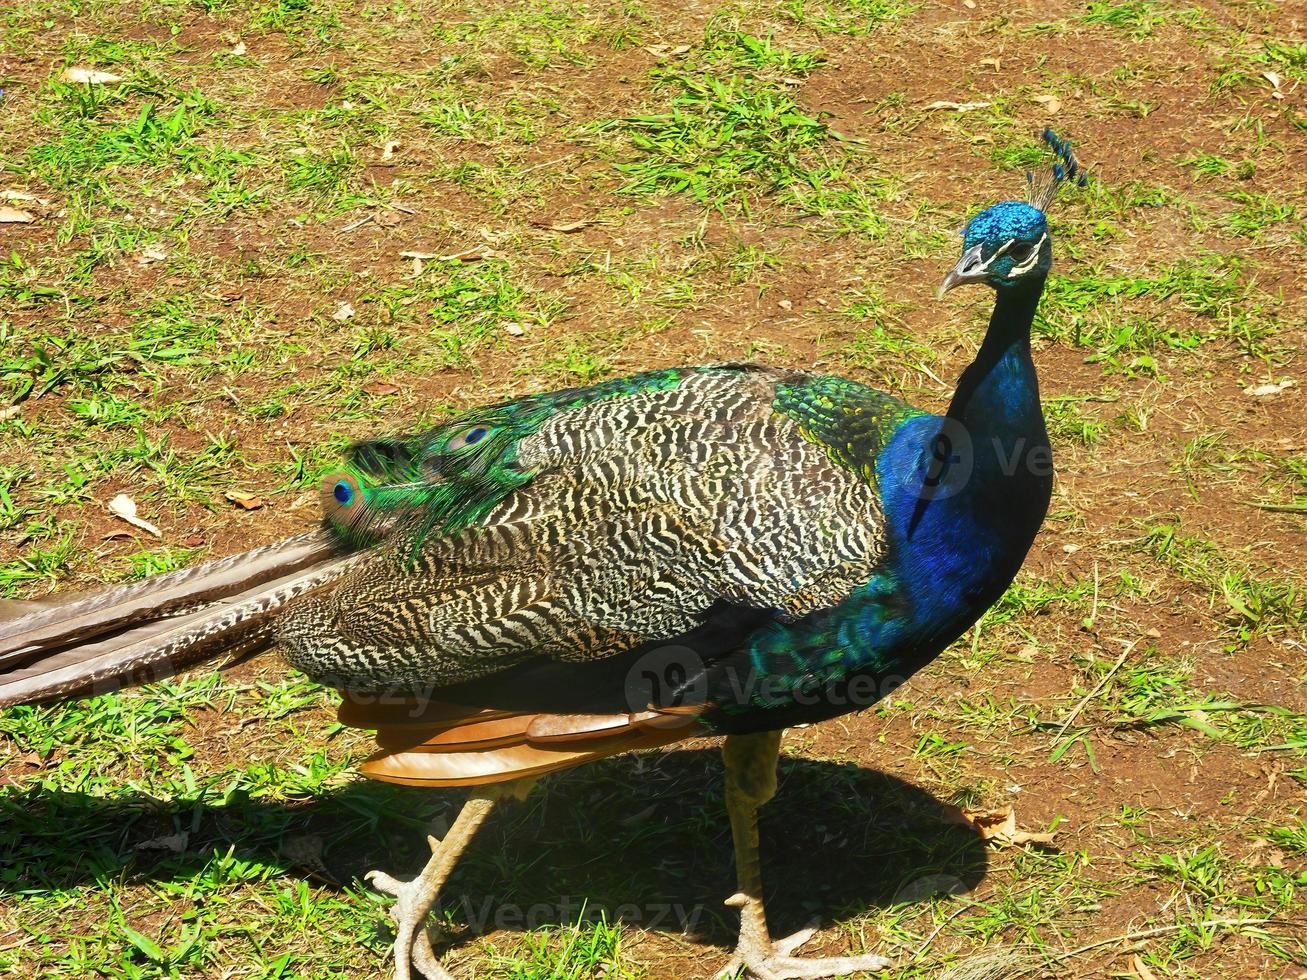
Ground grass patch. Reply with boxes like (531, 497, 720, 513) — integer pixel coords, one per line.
(1143, 523, 1307, 645)
(1036, 255, 1278, 371)
(613, 71, 836, 212)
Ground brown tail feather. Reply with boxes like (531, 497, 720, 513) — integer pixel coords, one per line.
(344, 695, 709, 787)
(0, 531, 340, 665)
(0, 531, 365, 708)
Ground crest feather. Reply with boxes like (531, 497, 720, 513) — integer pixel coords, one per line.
(1026, 127, 1088, 212)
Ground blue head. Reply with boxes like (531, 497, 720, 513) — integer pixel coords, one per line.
(941, 129, 1086, 295)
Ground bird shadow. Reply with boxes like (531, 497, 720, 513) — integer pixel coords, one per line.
(0, 747, 985, 952)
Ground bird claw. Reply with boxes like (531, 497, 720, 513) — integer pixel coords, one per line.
(366, 867, 455, 980)
(713, 923, 891, 980)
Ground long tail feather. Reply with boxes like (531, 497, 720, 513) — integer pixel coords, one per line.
(0, 531, 338, 664)
(0, 530, 364, 708)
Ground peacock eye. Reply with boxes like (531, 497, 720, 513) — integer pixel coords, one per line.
(1007, 241, 1034, 263)
(333, 480, 354, 505)
(448, 425, 491, 450)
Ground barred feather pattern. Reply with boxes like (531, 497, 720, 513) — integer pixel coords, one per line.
(278, 369, 899, 692)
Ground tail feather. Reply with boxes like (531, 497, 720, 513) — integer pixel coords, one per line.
(0, 530, 365, 709)
(0, 532, 339, 665)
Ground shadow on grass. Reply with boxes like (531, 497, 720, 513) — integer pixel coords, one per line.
(0, 747, 985, 948)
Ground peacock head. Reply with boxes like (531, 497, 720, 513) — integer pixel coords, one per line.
(941, 128, 1087, 295)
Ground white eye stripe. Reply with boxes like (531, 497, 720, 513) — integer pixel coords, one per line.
(1006, 232, 1047, 277)
(972, 238, 1018, 275)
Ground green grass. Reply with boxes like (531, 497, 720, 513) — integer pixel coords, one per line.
(1035, 254, 1280, 370)
(1142, 523, 1307, 646)
(613, 71, 837, 211)
(1081, 0, 1169, 38)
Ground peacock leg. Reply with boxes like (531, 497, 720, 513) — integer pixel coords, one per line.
(366, 789, 501, 980)
(713, 731, 892, 980)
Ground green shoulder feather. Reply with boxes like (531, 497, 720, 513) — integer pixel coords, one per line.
(772, 374, 924, 485)
(320, 367, 699, 551)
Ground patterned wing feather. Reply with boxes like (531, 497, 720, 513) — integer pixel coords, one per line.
(283, 367, 912, 710)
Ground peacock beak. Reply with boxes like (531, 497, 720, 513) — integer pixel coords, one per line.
(939, 243, 991, 296)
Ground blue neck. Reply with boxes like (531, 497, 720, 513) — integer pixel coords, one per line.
(945, 283, 1046, 435)
(878, 280, 1052, 652)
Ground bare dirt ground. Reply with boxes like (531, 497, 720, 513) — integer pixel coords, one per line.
(0, 0, 1304, 977)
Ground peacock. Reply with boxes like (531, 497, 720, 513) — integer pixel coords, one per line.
(0, 130, 1086, 980)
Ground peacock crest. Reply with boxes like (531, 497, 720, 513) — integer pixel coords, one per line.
(1026, 127, 1089, 212)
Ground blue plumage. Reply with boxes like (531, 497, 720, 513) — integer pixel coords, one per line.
(702, 132, 1081, 731)
(963, 199, 1047, 248)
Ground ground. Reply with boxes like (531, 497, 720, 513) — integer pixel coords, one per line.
(0, 0, 1304, 976)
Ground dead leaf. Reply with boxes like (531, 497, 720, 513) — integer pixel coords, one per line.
(375, 210, 403, 228)
(924, 100, 991, 112)
(60, 66, 123, 85)
(381, 139, 400, 161)
(0, 206, 34, 224)
(962, 805, 1017, 840)
(1247, 379, 1295, 397)
(181, 533, 206, 547)
(0, 190, 50, 206)
(437, 245, 496, 262)
(19, 751, 44, 767)
(225, 491, 264, 510)
(980, 57, 1001, 70)
(953, 805, 1058, 848)
(1263, 71, 1284, 100)
(108, 494, 162, 537)
(231, 41, 247, 56)
(135, 831, 189, 853)
(1033, 93, 1062, 114)
(533, 218, 592, 233)
(621, 804, 658, 826)
(1129, 955, 1160, 980)
(363, 381, 399, 396)
(331, 301, 355, 322)
(503, 322, 525, 337)
(962, 0, 976, 8)
(135, 247, 167, 265)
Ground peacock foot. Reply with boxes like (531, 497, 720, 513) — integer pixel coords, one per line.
(366, 794, 500, 980)
(366, 838, 455, 980)
(713, 898, 891, 980)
